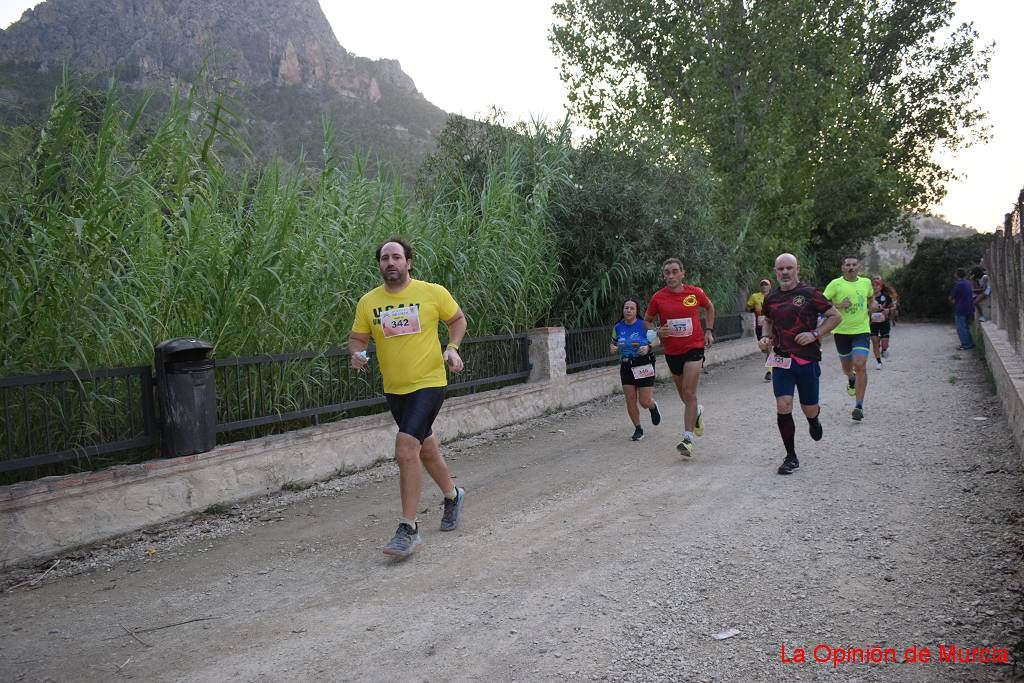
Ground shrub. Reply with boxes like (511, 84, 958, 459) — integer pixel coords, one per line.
(889, 234, 991, 319)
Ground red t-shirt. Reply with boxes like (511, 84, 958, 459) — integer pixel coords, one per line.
(646, 285, 712, 355)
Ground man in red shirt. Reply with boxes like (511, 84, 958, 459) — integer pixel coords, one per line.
(644, 258, 716, 457)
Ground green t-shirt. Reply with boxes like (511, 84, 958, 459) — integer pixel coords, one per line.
(823, 276, 873, 335)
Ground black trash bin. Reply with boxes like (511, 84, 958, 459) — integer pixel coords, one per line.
(154, 338, 216, 458)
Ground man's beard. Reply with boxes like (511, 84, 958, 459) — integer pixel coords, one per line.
(383, 269, 408, 284)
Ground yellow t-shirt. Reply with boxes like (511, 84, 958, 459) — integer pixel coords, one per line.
(352, 279, 460, 395)
(746, 291, 765, 314)
(823, 276, 873, 335)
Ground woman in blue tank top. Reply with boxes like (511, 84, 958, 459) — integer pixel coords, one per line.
(609, 299, 662, 441)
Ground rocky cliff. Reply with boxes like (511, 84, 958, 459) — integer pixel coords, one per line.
(865, 214, 979, 273)
(0, 0, 447, 168)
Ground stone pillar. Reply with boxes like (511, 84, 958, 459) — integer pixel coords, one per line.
(527, 327, 566, 383)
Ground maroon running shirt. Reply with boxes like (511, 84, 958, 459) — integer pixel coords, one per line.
(762, 282, 833, 361)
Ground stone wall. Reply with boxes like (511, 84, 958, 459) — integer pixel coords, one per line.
(0, 331, 757, 568)
(979, 321, 1024, 460)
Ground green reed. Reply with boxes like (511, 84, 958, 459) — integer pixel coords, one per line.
(0, 78, 565, 376)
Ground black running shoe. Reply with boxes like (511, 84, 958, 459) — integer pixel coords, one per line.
(809, 418, 823, 441)
(631, 425, 645, 441)
(649, 402, 661, 426)
(851, 406, 864, 421)
(777, 456, 799, 475)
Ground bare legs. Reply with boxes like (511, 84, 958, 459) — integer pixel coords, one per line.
(670, 362, 702, 431)
(395, 432, 454, 520)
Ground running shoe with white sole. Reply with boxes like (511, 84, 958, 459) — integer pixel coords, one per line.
(383, 523, 421, 558)
(847, 375, 856, 396)
(777, 455, 799, 475)
(439, 487, 466, 532)
(631, 425, 645, 442)
(694, 405, 705, 437)
(677, 437, 694, 459)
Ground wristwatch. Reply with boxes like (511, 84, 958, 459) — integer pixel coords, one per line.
(811, 329, 820, 339)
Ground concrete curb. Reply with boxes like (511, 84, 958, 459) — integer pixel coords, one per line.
(979, 321, 1024, 460)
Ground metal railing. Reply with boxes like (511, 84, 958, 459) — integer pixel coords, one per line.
(215, 333, 533, 435)
(565, 314, 745, 374)
(988, 187, 1024, 354)
(0, 366, 156, 473)
(715, 313, 744, 342)
(1, 334, 532, 478)
(215, 348, 386, 434)
(565, 327, 619, 374)
(1, 312, 750, 476)
(446, 333, 533, 394)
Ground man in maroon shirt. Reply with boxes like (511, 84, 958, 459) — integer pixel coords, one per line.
(644, 257, 716, 458)
(759, 253, 842, 475)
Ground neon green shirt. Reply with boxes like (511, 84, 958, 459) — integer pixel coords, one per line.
(823, 276, 873, 335)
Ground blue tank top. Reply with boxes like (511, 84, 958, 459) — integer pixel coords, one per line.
(613, 320, 649, 361)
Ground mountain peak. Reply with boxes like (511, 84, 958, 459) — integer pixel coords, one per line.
(0, 0, 422, 103)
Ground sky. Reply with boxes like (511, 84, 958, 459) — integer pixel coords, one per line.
(1, 0, 1020, 232)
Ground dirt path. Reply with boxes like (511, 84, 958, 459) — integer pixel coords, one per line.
(1, 323, 1022, 682)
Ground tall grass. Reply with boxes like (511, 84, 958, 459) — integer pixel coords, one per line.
(0, 78, 563, 375)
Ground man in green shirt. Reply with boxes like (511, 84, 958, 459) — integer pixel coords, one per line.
(823, 256, 879, 421)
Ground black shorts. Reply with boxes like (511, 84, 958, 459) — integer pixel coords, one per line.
(665, 348, 705, 376)
(870, 321, 891, 338)
(833, 332, 871, 358)
(619, 355, 656, 388)
(385, 387, 445, 443)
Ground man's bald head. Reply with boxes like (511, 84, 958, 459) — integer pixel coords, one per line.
(773, 253, 800, 290)
(775, 253, 798, 269)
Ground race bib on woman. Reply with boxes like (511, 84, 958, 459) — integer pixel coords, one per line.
(871, 312, 886, 323)
(631, 364, 655, 380)
(666, 318, 693, 337)
(380, 305, 422, 337)
(765, 353, 792, 369)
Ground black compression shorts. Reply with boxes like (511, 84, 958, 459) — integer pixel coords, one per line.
(385, 387, 445, 443)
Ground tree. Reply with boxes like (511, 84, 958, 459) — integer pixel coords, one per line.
(417, 114, 736, 326)
(551, 0, 990, 273)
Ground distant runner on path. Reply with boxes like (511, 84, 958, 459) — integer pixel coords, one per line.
(610, 298, 661, 442)
(747, 278, 773, 382)
(760, 253, 842, 475)
(645, 258, 715, 458)
(869, 275, 894, 369)
(348, 236, 467, 559)
(823, 256, 878, 422)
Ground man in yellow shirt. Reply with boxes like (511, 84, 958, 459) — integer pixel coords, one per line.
(822, 255, 879, 422)
(747, 278, 772, 381)
(349, 236, 467, 558)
